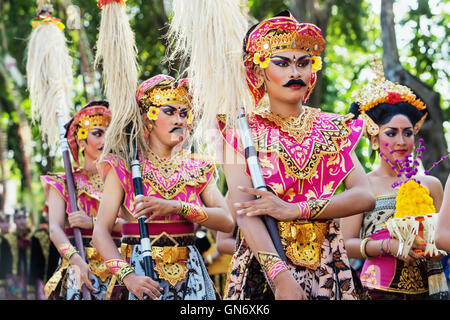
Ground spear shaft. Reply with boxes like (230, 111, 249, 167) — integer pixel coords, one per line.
(57, 109, 92, 300)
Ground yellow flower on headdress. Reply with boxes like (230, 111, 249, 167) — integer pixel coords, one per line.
(77, 128, 88, 140)
(311, 56, 322, 73)
(253, 53, 270, 69)
(147, 106, 159, 121)
(186, 110, 193, 125)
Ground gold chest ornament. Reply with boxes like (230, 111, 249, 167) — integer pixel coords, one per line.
(278, 220, 329, 270)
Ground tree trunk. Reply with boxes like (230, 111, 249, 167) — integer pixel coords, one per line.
(381, 0, 449, 186)
(0, 129, 6, 211)
(287, 0, 336, 109)
(59, 0, 100, 101)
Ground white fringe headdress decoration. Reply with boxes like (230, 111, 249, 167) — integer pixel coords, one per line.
(26, 0, 73, 154)
(95, 0, 145, 164)
(166, 0, 253, 157)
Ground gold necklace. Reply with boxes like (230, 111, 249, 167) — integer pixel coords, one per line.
(146, 148, 187, 178)
(255, 106, 320, 145)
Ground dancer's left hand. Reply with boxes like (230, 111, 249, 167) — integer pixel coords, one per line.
(68, 210, 93, 229)
(234, 186, 299, 221)
(132, 196, 179, 220)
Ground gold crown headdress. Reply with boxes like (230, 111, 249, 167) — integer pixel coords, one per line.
(353, 59, 427, 137)
(244, 13, 325, 106)
(252, 29, 324, 61)
(76, 114, 111, 140)
(353, 59, 426, 112)
(136, 76, 192, 124)
(145, 87, 189, 108)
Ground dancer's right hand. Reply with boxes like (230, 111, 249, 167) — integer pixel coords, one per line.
(273, 270, 307, 300)
(123, 273, 163, 300)
(69, 254, 96, 292)
(387, 238, 424, 265)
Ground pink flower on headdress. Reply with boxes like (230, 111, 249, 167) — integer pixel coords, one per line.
(253, 53, 270, 69)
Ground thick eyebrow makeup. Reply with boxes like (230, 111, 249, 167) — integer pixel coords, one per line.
(384, 126, 413, 130)
(271, 54, 310, 62)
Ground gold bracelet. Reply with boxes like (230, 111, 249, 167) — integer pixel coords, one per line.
(177, 201, 208, 223)
(360, 237, 372, 259)
(117, 264, 135, 283)
(306, 198, 330, 219)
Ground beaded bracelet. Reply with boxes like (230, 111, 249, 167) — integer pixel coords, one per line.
(177, 201, 208, 223)
(59, 243, 78, 261)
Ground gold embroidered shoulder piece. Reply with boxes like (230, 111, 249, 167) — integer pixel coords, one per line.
(141, 151, 216, 199)
(252, 107, 355, 180)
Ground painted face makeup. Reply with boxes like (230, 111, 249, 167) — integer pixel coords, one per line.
(262, 51, 312, 104)
(151, 104, 189, 147)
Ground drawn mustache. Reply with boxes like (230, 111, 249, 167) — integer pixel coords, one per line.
(169, 127, 184, 134)
(283, 79, 307, 87)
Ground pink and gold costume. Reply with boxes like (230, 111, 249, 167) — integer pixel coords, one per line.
(359, 196, 434, 299)
(98, 151, 218, 300)
(40, 103, 117, 300)
(41, 169, 122, 299)
(218, 106, 364, 299)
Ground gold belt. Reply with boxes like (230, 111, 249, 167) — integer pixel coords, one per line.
(152, 246, 190, 286)
(278, 220, 329, 270)
(85, 247, 112, 282)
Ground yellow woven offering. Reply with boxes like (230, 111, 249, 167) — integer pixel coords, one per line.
(394, 180, 435, 218)
(386, 180, 445, 259)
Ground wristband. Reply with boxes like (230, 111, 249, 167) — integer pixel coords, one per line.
(105, 259, 135, 283)
(257, 251, 288, 282)
(59, 243, 78, 261)
(296, 201, 310, 219)
(296, 198, 330, 220)
(268, 260, 288, 281)
(306, 198, 330, 219)
(177, 201, 208, 223)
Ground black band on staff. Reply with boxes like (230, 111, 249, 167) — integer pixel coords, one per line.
(244, 146, 257, 158)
